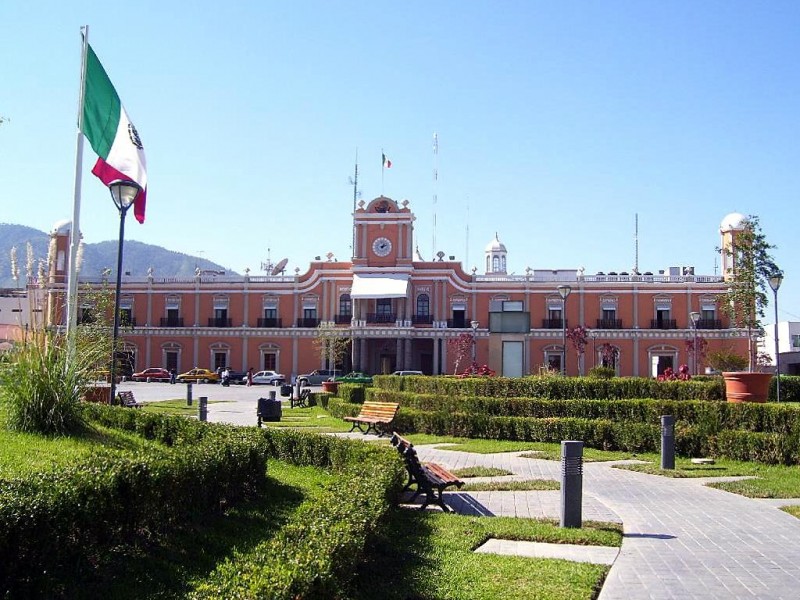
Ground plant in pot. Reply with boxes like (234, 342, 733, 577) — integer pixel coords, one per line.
(717, 215, 780, 402)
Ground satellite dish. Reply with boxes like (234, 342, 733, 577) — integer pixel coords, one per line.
(271, 258, 288, 275)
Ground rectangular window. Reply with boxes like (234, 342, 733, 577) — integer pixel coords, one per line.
(303, 308, 317, 320)
(376, 299, 392, 316)
(264, 307, 277, 319)
(503, 301, 523, 312)
(792, 335, 800, 348)
(263, 353, 277, 370)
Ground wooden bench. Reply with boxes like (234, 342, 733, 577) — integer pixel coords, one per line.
(290, 388, 311, 409)
(117, 390, 143, 408)
(390, 433, 464, 512)
(343, 401, 399, 436)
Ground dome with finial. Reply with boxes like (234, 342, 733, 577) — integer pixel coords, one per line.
(720, 213, 747, 232)
(484, 232, 507, 253)
(484, 233, 508, 275)
(51, 219, 72, 235)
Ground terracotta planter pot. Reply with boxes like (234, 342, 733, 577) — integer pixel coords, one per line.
(83, 385, 112, 404)
(321, 381, 339, 395)
(722, 372, 773, 403)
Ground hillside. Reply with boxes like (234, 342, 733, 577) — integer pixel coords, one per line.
(0, 223, 234, 287)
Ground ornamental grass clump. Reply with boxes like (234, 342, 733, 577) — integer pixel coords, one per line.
(0, 330, 102, 435)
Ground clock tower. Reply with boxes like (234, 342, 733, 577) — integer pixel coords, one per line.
(352, 196, 415, 267)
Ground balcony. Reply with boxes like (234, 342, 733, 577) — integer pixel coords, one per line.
(366, 313, 396, 324)
(160, 317, 184, 327)
(334, 314, 352, 324)
(296, 318, 320, 328)
(208, 318, 233, 328)
(596, 318, 622, 329)
(542, 319, 567, 329)
(697, 318, 722, 329)
(650, 319, 677, 330)
(412, 314, 433, 325)
(256, 317, 282, 328)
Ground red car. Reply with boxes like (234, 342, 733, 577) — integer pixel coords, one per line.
(131, 368, 171, 382)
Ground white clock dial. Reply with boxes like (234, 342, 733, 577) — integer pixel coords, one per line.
(372, 237, 392, 257)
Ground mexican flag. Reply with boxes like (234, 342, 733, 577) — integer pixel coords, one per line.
(382, 153, 392, 169)
(82, 44, 148, 223)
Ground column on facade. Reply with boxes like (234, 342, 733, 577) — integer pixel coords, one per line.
(359, 337, 368, 373)
(441, 335, 448, 374)
(432, 338, 440, 374)
(404, 335, 413, 370)
(395, 338, 403, 371)
(352, 337, 360, 372)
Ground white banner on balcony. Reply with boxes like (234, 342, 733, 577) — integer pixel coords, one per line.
(351, 274, 410, 299)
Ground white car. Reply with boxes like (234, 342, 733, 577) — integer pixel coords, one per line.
(251, 370, 286, 385)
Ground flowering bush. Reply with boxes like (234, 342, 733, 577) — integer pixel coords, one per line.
(459, 362, 496, 378)
(657, 364, 691, 381)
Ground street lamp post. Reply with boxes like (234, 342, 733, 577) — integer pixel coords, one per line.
(108, 180, 142, 405)
(768, 272, 783, 403)
(470, 320, 479, 364)
(689, 311, 701, 375)
(557, 285, 572, 376)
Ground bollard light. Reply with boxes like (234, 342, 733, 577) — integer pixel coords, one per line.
(660, 415, 675, 470)
(560, 440, 583, 528)
(689, 311, 701, 375)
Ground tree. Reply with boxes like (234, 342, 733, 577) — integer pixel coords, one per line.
(566, 325, 589, 375)
(717, 215, 780, 371)
(447, 333, 474, 375)
(313, 323, 350, 375)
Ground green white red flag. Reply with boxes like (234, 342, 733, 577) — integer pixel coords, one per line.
(81, 44, 148, 223)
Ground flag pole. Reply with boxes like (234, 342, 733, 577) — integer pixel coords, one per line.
(66, 25, 89, 355)
(381, 148, 384, 195)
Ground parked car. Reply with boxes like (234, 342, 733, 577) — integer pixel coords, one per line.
(251, 370, 286, 385)
(177, 368, 220, 383)
(392, 370, 424, 376)
(296, 369, 336, 386)
(131, 367, 171, 382)
(333, 371, 373, 385)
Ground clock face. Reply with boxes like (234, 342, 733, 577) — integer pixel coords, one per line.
(372, 237, 392, 257)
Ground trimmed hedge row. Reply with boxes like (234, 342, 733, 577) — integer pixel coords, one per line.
(1, 406, 268, 597)
(365, 389, 800, 436)
(327, 397, 800, 465)
(192, 428, 404, 599)
(2, 405, 405, 599)
(373, 374, 725, 401)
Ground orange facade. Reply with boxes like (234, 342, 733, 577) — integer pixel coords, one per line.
(44, 198, 748, 379)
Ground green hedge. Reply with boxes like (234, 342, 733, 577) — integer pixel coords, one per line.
(1, 406, 406, 599)
(373, 374, 725, 401)
(192, 428, 404, 599)
(1, 406, 268, 597)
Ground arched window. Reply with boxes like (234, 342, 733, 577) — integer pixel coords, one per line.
(416, 293, 430, 317)
(339, 293, 352, 317)
(493, 256, 500, 271)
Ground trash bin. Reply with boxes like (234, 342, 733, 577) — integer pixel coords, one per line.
(257, 396, 282, 426)
(280, 384, 293, 398)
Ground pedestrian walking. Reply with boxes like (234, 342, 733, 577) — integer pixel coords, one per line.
(246, 367, 254, 387)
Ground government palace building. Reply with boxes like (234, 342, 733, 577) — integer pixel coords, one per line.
(33, 197, 749, 380)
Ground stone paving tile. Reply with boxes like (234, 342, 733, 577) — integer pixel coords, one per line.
(475, 538, 619, 565)
(413, 445, 800, 600)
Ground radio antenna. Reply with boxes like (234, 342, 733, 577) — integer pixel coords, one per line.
(432, 132, 438, 259)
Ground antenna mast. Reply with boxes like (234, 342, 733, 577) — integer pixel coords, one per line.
(351, 150, 359, 259)
(432, 132, 438, 259)
(634, 213, 639, 274)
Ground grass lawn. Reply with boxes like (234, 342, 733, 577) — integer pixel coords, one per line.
(141, 398, 228, 416)
(615, 457, 800, 498)
(350, 511, 622, 600)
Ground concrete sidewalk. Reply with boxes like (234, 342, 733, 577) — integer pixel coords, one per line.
(413, 444, 800, 600)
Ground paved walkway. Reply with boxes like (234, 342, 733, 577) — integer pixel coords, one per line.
(413, 444, 800, 600)
(120, 383, 800, 598)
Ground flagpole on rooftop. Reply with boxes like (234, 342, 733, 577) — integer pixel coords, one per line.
(66, 26, 89, 356)
(381, 148, 385, 195)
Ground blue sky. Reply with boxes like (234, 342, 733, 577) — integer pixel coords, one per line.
(1, 1, 798, 321)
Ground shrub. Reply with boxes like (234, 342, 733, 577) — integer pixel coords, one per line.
(0, 330, 104, 434)
(707, 349, 748, 372)
(587, 366, 616, 379)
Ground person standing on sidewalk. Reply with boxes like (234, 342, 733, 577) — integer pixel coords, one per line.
(246, 367, 254, 387)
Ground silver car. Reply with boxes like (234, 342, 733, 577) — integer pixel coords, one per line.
(251, 370, 286, 385)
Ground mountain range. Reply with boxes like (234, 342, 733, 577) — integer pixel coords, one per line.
(0, 223, 234, 287)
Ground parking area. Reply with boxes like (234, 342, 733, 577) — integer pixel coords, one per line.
(115, 380, 322, 427)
